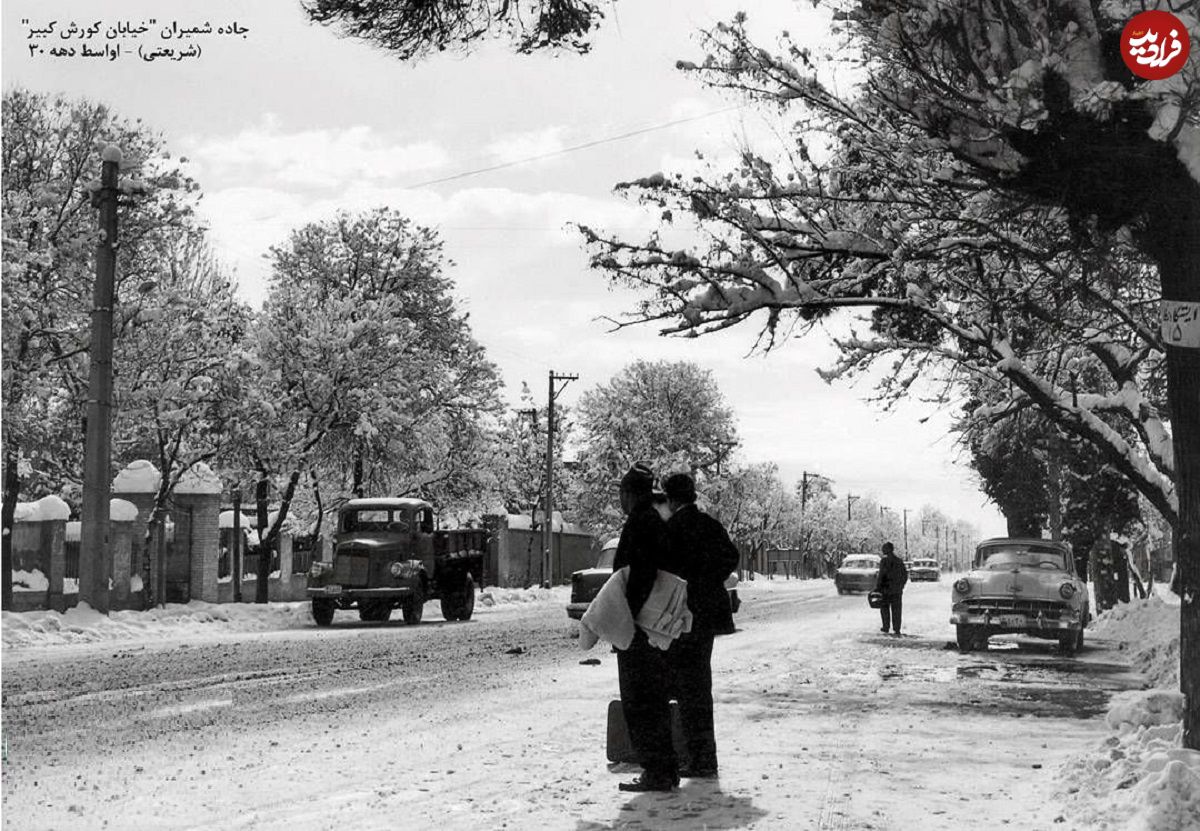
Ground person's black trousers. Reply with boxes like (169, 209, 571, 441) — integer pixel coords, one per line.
(879, 594, 903, 633)
(616, 631, 677, 780)
(670, 630, 718, 770)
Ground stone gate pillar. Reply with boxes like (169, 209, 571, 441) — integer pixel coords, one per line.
(112, 460, 161, 608)
(174, 463, 222, 604)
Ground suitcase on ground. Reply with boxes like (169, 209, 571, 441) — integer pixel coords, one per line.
(606, 699, 688, 764)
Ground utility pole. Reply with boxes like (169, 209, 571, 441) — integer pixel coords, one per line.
(79, 146, 122, 615)
(902, 509, 910, 559)
(713, 439, 738, 476)
(232, 489, 243, 602)
(847, 493, 860, 521)
(543, 371, 577, 588)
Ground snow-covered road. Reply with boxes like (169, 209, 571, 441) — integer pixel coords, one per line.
(2, 578, 1146, 830)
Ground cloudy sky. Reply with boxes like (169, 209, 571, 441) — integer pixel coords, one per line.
(3, 0, 1007, 537)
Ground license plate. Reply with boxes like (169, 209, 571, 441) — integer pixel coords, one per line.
(999, 615, 1024, 628)
(324, 584, 342, 595)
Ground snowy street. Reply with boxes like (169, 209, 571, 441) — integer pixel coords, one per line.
(1, 578, 1148, 829)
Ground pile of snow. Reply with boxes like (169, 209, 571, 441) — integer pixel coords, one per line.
(112, 459, 160, 493)
(1057, 591, 1198, 830)
(13, 495, 70, 522)
(2, 584, 568, 649)
(1089, 594, 1180, 687)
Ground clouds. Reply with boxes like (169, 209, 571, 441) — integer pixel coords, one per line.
(185, 116, 450, 189)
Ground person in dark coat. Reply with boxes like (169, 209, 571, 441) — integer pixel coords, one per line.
(612, 463, 682, 792)
(875, 541, 908, 635)
(662, 471, 739, 779)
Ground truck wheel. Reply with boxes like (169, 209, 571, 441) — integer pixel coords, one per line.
(312, 599, 335, 627)
(458, 576, 476, 621)
(440, 575, 476, 621)
(403, 588, 425, 625)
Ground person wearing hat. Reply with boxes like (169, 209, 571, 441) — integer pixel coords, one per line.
(875, 541, 908, 635)
(662, 471, 739, 779)
(612, 462, 683, 792)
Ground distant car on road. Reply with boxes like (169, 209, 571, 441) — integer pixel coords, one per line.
(907, 558, 941, 582)
(834, 554, 881, 594)
(950, 538, 1089, 654)
(565, 538, 741, 621)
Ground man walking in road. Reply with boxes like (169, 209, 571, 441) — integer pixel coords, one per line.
(613, 463, 682, 792)
(875, 541, 908, 635)
(662, 471, 739, 779)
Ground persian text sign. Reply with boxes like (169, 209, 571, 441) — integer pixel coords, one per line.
(1161, 300, 1200, 349)
(1121, 11, 1190, 80)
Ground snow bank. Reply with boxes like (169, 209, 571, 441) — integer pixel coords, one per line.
(176, 461, 222, 494)
(1057, 591, 1197, 830)
(2, 585, 569, 649)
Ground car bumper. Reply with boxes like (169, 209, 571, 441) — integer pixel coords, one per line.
(566, 602, 590, 620)
(950, 610, 1082, 631)
(910, 572, 939, 581)
(836, 580, 875, 592)
(307, 586, 415, 599)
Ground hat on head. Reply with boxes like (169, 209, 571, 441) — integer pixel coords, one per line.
(620, 462, 655, 495)
(662, 472, 697, 504)
(882, 541, 895, 556)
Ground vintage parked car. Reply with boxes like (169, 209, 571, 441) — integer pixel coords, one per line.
(950, 538, 1089, 654)
(565, 538, 741, 621)
(834, 554, 881, 594)
(306, 498, 484, 626)
(907, 558, 941, 582)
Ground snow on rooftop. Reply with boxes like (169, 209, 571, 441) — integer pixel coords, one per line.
(112, 460, 161, 493)
(13, 495, 71, 523)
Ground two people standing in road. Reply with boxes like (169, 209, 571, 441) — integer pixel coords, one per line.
(875, 541, 908, 635)
(612, 464, 738, 792)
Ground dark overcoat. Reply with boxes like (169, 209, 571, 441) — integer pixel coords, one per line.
(875, 553, 909, 598)
(666, 503, 739, 634)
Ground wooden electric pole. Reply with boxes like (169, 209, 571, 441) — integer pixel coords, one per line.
(542, 371, 576, 588)
(78, 145, 122, 615)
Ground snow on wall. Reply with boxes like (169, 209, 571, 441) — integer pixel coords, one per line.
(112, 460, 161, 494)
(110, 499, 138, 522)
(176, 462, 222, 495)
(13, 495, 70, 523)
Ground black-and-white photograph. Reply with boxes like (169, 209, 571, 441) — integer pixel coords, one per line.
(2, 1, 1198, 828)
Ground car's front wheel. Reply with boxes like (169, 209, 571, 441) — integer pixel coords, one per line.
(1060, 628, 1083, 655)
(957, 624, 988, 652)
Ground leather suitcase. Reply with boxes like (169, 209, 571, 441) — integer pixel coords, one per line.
(605, 699, 688, 764)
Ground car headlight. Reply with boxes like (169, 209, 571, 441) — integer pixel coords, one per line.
(1060, 582, 1077, 599)
(308, 562, 327, 579)
(954, 578, 971, 594)
(390, 562, 404, 577)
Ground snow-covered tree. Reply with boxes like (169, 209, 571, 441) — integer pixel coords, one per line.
(578, 4, 1200, 745)
(238, 208, 503, 545)
(570, 359, 737, 537)
(302, 0, 611, 59)
(1, 88, 208, 609)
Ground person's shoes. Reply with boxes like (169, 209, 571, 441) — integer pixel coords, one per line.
(679, 765, 719, 779)
(892, 631, 901, 636)
(880, 627, 888, 633)
(618, 774, 678, 792)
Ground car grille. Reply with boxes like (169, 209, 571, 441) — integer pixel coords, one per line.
(333, 552, 370, 586)
(963, 598, 1069, 619)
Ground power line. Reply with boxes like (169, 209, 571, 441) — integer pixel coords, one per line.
(403, 104, 745, 190)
